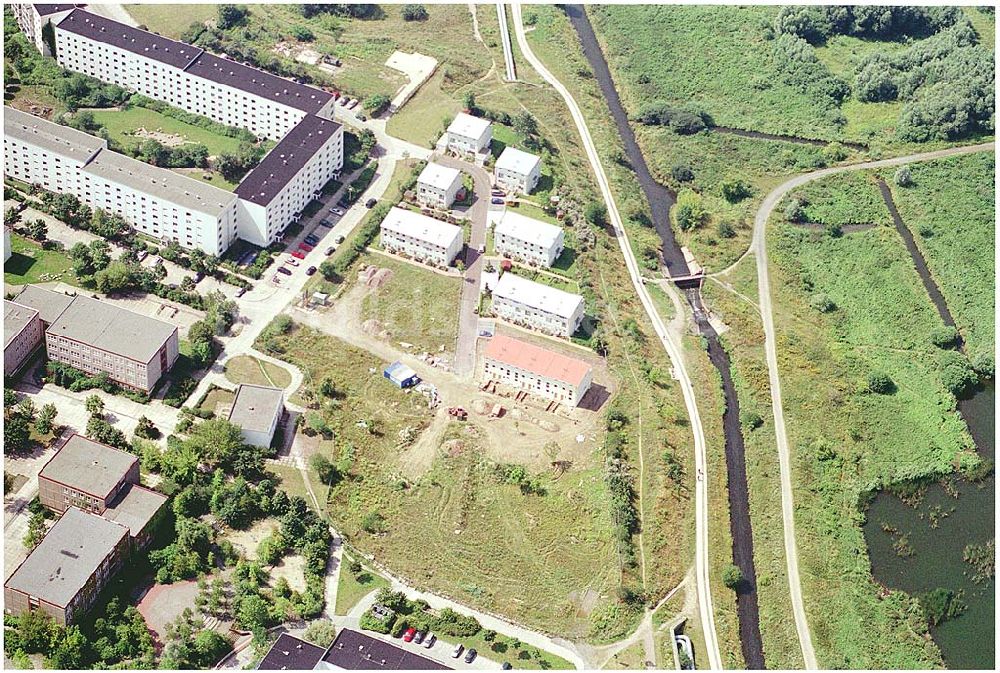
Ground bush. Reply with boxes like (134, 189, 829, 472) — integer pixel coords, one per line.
(720, 179, 752, 203)
(784, 198, 806, 223)
(894, 166, 914, 187)
(929, 325, 960, 349)
(971, 351, 994, 379)
(716, 220, 736, 239)
(671, 163, 694, 183)
(674, 190, 707, 231)
(401, 4, 428, 21)
(363, 94, 391, 117)
(740, 410, 763, 431)
(584, 202, 608, 228)
(867, 371, 895, 394)
(809, 293, 836, 313)
(938, 351, 978, 397)
(722, 563, 744, 590)
(291, 25, 314, 41)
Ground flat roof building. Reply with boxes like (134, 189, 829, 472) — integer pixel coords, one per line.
(483, 334, 593, 407)
(10, 284, 74, 325)
(494, 210, 565, 268)
(494, 147, 542, 195)
(4, 300, 44, 376)
(227, 383, 285, 448)
(491, 272, 585, 337)
(4, 507, 130, 626)
(380, 207, 464, 268)
(415, 162, 463, 209)
(445, 113, 492, 156)
(317, 628, 450, 670)
(258, 633, 327, 670)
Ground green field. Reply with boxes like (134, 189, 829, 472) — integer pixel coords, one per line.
(4, 233, 79, 287)
(358, 252, 462, 355)
(788, 171, 892, 227)
(334, 552, 390, 616)
(224, 355, 293, 389)
(882, 152, 995, 359)
(88, 107, 245, 156)
(125, 4, 217, 38)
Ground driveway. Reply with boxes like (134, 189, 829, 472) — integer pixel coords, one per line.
(433, 155, 494, 378)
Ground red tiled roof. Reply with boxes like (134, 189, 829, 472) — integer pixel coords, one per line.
(484, 334, 591, 387)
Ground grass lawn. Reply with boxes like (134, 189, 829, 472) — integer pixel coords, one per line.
(4, 233, 80, 287)
(88, 107, 246, 156)
(224, 355, 293, 389)
(334, 551, 389, 616)
(197, 386, 235, 415)
(358, 252, 462, 354)
(124, 4, 218, 39)
(881, 152, 995, 359)
(788, 171, 892, 227)
(4, 84, 66, 120)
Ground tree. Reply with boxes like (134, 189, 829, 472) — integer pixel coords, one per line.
(217, 4, 249, 30)
(512, 110, 539, 139)
(26, 218, 48, 241)
(929, 326, 960, 349)
(23, 511, 46, 549)
(85, 394, 105, 416)
(191, 629, 230, 667)
(237, 594, 270, 630)
(462, 91, 477, 113)
(47, 626, 88, 669)
(784, 198, 806, 223)
(303, 620, 338, 647)
(184, 418, 246, 468)
(584, 202, 608, 228)
(722, 563, 744, 590)
(720, 179, 752, 203)
(34, 403, 57, 435)
(309, 453, 339, 485)
(867, 371, 895, 394)
(135, 415, 160, 439)
(363, 94, 391, 116)
(674, 190, 707, 231)
(5, 413, 31, 454)
(401, 4, 428, 21)
(894, 166, 914, 187)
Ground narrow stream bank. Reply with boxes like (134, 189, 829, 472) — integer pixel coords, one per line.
(863, 181, 995, 669)
(563, 5, 765, 667)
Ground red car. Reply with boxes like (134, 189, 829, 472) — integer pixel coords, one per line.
(299, 242, 314, 252)
(402, 628, 417, 643)
(291, 250, 306, 260)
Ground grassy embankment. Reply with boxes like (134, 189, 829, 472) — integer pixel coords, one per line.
(223, 355, 293, 389)
(703, 160, 991, 667)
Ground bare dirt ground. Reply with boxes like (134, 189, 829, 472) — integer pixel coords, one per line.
(132, 128, 189, 147)
(269, 554, 306, 593)
(224, 519, 278, 559)
(137, 579, 200, 640)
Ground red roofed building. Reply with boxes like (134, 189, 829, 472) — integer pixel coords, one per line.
(483, 334, 593, 406)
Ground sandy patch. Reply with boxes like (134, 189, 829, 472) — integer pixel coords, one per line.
(269, 554, 306, 593)
(132, 127, 189, 147)
(224, 519, 278, 559)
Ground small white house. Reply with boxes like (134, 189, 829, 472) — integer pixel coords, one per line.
(483, 334, 593, 407)
(494, 211, 565, 268)
(494, 147, 541, 195)
(227, 384, 285, 448)
(380, 207, 463, 267)
(446, 113, 492, 156)
(490, 272, 585, 337)
(416, 162, 463, 209)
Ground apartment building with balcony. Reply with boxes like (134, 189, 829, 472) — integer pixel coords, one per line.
(380, 206, 464, 268)
(490, 272, 585, 337)
(445, 113, 492, 156)
(415, 162, 463, 209)
(482, 334, 593, 406)
(493, 210, 565, 268)
(494, 147, 541, 195)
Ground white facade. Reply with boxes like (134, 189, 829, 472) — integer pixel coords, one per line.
(494, 211, 565, 268)
(416, 162, 463, 209)
(4, 107, 239, 256)
(446, 113, 492, 155)
(380, 207, 463, 268)
(53, 11, 336, 141)
(490, 272, 585, 337)
(10, 4, 73, 56)
(482, 334, 593, 406)
(494, 147, 541, 195)
(4, 300, 45, 375)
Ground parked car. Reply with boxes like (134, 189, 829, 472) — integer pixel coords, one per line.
(286, 258, 299, 266)
(235, 287, 246, 298)
(413, 631, 425, 645)
(305, 235, 319, 245)
(291, 250, 306, 260)
(329, 207, 344, 215)
(365, 198, 377, 208)
(335, 235, 345, 244)
(324, 246, 335, 256)
(337, 197, 350, 208)
(403, 628, 416, 643)
(347, 98, 359, 109)
(277, 266, 292, 276)
(299, 243, 314, 252)
(193, 272, 205, 282)
(338, 97, 349, 106)
(306, 266, 317, 276)
(502, 663, 512, 670)
(320, 219, 333, 227)
(136, 250, 148, 261)
(451, 644, 464, 658)
(491, 189, 505, 197)
(478, 243, 486, 253)
(491, 197, 505, 205)
(464, 649, 477, 664)
(423, 634, 435, 649)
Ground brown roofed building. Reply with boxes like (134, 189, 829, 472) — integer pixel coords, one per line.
(482, 334, 594, 406)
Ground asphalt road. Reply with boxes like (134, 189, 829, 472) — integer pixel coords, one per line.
(749, 141, 995, 670)
(511, 5, 724, 669)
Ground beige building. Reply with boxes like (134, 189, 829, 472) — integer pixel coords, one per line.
(13, 286, 179, 392)
(4, 300, 45, 376)
(4, 507, 130, 626)
(416, 162, 463, 209)
(494, 147, 541, 195)
(482, 334, 593, 406)
(228, 383, 285, 448)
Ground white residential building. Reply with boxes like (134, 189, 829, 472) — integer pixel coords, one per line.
(494, 210, 565, 268)
(483, 334, 593, 406)
(10, 4, 74, 56)
(494, 147, 541, 195)
(415, 162, 463, 209)
(490, 272, 585, 337)
(4, 300, 45, 375)
(53, 10, 336, 141)
(4, 106, 240, 256)
(234, 115, 344, 246)
(380, 207, 463, 268)
(446, 113, 492, 156)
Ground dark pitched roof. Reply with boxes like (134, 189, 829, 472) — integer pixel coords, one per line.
(56, 9, 202, 69)
(258, 634, 326, 670)
(322, 629, 450, 670)
(186, 51, 332, 114)
(34, 5, 77, 17)
(235, 115, 342, 206)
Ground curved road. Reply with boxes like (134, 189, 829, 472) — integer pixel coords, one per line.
(511, 5, 724, 669)
(749, 141, 995, 670)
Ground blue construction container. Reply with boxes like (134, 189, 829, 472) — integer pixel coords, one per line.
(383, 361, 420, 388)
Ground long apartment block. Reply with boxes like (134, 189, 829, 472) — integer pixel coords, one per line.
(5, 6, 344, 252)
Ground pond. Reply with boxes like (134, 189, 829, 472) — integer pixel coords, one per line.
(863, 380, 994, 670)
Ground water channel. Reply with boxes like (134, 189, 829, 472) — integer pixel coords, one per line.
(563, 5, 765, 667)
(862, 183, 995, 669)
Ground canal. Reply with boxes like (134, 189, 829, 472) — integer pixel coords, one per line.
(563, 5, 766, 668)
(863, 182, 995, 669)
